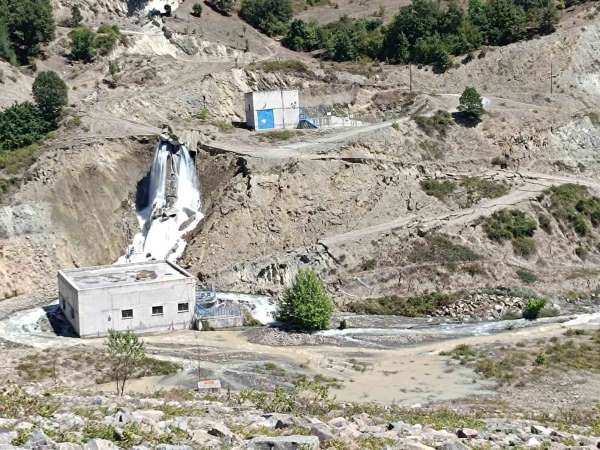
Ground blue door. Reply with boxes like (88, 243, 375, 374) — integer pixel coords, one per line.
(257, 109, 275, 130)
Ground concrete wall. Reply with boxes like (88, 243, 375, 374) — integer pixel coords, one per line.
(76, 277, 196, 337)
(58, 272, 80, 335)
(245, 90, 300, 130)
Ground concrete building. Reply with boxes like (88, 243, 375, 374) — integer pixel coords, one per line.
(58, 261, 196, 338)
(245, 90, 300, 131)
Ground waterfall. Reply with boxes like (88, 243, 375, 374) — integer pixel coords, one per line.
(120, 138, 203, 263)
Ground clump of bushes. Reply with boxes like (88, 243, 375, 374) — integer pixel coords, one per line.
(516, 269, 537, 285)
(408, 233, 481, 267)
(545, 184, 600, 237)
(421, 176, 509, 207)
(255, 59, 310, 74)
(70, 24, 123, 62)
(522, 297, 546, 320)
(278, 269, 333, 331)
(413, 110, 453, 135)
(206, 0, 236, 16)
(483, 209, 537, 257)
(240, 0, 293, 36)
(191, 3, 203, 17)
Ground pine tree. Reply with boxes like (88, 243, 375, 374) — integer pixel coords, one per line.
(458, 86, 485, 121)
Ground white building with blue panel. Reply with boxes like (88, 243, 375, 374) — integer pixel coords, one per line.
(244, 90, 300, 131)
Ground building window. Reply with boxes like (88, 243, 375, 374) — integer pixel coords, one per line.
(121, 309, 133, 319)
(178, 302, 189, 313)
(152, 306, 164, 316)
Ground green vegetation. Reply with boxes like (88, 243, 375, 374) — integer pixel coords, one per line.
(588, 112, 600, 127)
(458, 86, 485, 122)
(544, 184, 600, 237)
(259, 129, 296, 142)
(0, 0, 55, 64)
(483, 209, 537, 257)
(70, 24, 122, 62)
(206, 0, 235, 15)
(255, 58, 310, 74)
(414, 110, 453, 135)
(278, 269, 333, 331)
(522, 297, 546, 320)
(0, 385, 57, 418)
(32, 71, 68, 125)
(408, 233, 481, 267)
(240, 0, 293, 36)
(421, 176, 509, 207)
(345, 291, 460, 317)
(0, 103, 51, 151)
(516, 269, 538, 284)
(63, 5, 83, 28)
(106, 330, 146, 396)
(192, 3, 203, 17)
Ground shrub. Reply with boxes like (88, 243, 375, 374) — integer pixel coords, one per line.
(206, 0, 235, 15)
(64, 5, 83, 28)
(345, 291, 460, 317)
(282, 19, 323, 51)
(0, 17, 17, 65)
(458, 86, 484, 122)
(257, 59, 310, 74)
(409, 234, 480, 265)
(95, 24, 121, 55)
(414, 110, 453, 135)
(192, 3, 203, 17)
(278, 269, 333, 331)
(537, 213, 552, 233)
(546, 184, 600, 236)
(70, 27, 96, 62)
(516, 269, 537, 284)
(32, 71, 68, 125)
(512, 236, 536, 258)
(484, 209, 537, 242)
(421, 179, 456, 200)
(522, 298, 546, 320)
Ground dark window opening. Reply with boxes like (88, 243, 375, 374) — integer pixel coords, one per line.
(178, 302, 189, 313)
(152, 305, 164, 316)
(122, 309, 133, 319)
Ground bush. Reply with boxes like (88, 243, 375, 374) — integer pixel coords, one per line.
(32, 71, 68, 125)
(345, 291, 459, 317)
(512, 236, 536, 258)
(282, 19, 323, 51)
(484, 209, 537, 242)
(522, 298, 546, 320)
(257, 59, 310, 74)
(516, 269, 537, 284)
(70, 26, 96, 62)
(64, 5, 83, 28)
(421, 179, 456, 200)
(94, 24, 121, 56)
(206, 0, 235, 15)
(278, 269, 333, 331)
(0, 17, 16, 65)
(192, 3, 203, 17)
(414, 110, 454, 135)
(546, 184, 600, 236)
(0, 102, 50, 151)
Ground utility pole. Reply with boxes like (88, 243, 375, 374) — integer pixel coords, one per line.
(550, 61, 553, 95)
(409, 64, 413, 93)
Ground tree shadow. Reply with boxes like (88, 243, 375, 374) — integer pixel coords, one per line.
(42, 304, 77, 338)
(452, 111, 481, 128)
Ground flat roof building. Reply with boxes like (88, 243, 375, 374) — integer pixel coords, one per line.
(245, 89, 300, 131)
(58, 261, 196, 338)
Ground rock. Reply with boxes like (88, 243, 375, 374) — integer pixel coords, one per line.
(438, 441, 472, 450)
(401, 442, 435, 450)
(189, 430, 221, 448)
(456, 428, 479, 439)
(525, 437, 541, 447)
(0, 432, 17, 445)
(328, 417, 349, 429)
(134, 410, 165, 423)
(83, 439, 121, 450)
(207, 423, 233, 438)
(309, 423, 335, 441)
(25, 430, 55, 449)
(246, 435, 319, 450)
(56, 444, 83, 450)
(263, 414, 294, 429)
(155, 446, 192, 450)
(530, 424, 554, 436)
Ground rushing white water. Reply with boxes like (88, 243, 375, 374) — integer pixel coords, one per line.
(120, 140, 203, 263)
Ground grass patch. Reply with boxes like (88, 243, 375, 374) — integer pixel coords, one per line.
(258, 129, 296, 142)
(0, 143, 42, 174)
(516, 269, 537, 284)
(408, 234, 480, 268)
(421, 176, 509, 207)
(345, 291, 460, 317)
(413, 110, 453, 135)
(254, 59, 310, 74)
(0, 385, 57, 419)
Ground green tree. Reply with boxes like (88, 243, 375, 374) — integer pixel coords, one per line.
(0, 102, 50, 151)
(458, 86, 484, 121)
(485, 0, 526, 45)
(70, 26, 96, 62)
(106, 330, 146, 396)
(0, 17, 16, 65)
(282, 19, 322, 51)
(240, 0, 293, 36)
(207, 0, 235, 15)
(278, 269, 333, 331)
(192, 3, 203, 17)
(2, 0, 55, 63)
(32, 71, 68, 125)
(94, 24, 120, 55)
(538, 1, 558, 34)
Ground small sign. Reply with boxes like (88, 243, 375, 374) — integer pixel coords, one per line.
(197, 379, 222, 392)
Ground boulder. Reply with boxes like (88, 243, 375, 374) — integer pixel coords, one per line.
(56, 444, 83, 450)
(437, 441, 472, 450)
(530, 424, 554, 436)
(83, 439, 121, 450)
(207, 423, 233, 438)
(246, 435, 319, 450)
(25, 430, 55, 449)
(310, 423, 335, 441)
(456, 428, 479, 439)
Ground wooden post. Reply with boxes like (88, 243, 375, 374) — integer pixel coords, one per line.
(409, 64, 412, 93)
